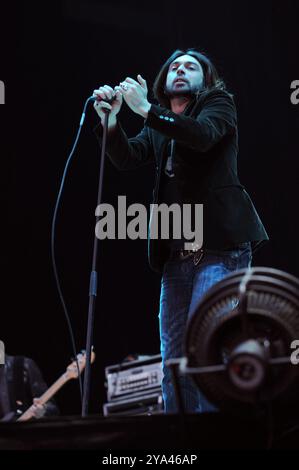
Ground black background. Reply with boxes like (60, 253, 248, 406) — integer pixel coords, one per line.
(1, 0, 298, 416)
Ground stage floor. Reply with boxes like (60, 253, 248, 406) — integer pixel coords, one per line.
(1, 412, 298, 451)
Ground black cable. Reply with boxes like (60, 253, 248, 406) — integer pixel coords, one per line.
(51, 96, 95, 405)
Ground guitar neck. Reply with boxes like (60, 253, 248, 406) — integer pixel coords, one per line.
(38, 373, 69, 405)
(16, 352, 94, 422)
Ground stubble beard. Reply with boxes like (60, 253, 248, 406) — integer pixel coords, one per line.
(164, 82, 203, 100)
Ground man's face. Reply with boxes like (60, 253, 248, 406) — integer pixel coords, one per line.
(165, 54, 204, 98)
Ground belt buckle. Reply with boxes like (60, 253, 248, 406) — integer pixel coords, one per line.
(193, 249, 204, 266)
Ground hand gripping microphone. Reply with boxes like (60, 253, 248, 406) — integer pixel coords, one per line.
(90, 94, 117, 105)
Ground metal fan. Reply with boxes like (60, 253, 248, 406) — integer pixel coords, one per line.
(183, 267, 299, 413)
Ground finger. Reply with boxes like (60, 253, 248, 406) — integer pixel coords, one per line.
(93, 90, 104, 99)
(115, 85, 126, 95)
(124, 77, 139, 86)
(137, 74, 147, 90)
(114, 89, 123, 102)
(114, 85, 124, 95)
(102, 85, 114, 99)
(94, 101, 112, 111)
(103, 85, 114, 93)
(99, 86, 113, 99)
(119, 81, 131, 90)
(93, 89, 108, 100)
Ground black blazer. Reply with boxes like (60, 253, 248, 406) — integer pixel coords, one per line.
(95, 88, 269, 272)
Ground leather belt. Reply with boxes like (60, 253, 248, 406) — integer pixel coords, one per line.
(169, 242, 250, 265)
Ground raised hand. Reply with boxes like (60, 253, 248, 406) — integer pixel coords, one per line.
(115, 75, 151, 118)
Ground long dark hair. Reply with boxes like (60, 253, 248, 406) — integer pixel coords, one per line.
(152, 48, 225, 108)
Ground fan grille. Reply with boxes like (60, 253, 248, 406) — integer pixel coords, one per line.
(185, 268, 299, 412)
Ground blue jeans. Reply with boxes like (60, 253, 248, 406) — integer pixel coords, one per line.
(158, 243, 252, 413)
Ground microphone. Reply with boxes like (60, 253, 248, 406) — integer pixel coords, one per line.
(81, 94, 116, 126)
(90, 95, 116, 105)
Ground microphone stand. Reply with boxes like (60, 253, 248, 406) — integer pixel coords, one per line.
(81, 108, 110, 417)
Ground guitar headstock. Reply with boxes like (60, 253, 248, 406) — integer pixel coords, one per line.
(65, 350, 96, 380)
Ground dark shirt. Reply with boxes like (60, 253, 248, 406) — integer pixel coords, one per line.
(160, 140, 197, 251)
(160, 140, 183, 250)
